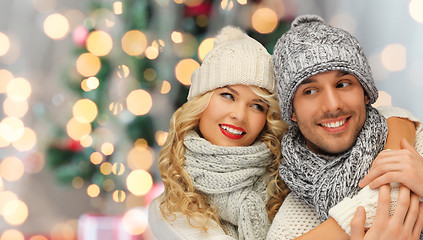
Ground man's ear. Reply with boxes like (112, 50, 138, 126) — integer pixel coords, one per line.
(365, 95, 370, 105)
(291, 111, 297, 122)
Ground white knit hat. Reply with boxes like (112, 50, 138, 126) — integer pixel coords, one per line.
(187, 26, 275, 100)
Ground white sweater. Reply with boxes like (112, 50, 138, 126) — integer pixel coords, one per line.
(148, 106, 422, 240)
(266, 106, 423, 240)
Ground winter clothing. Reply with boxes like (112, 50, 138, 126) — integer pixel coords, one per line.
(273, 15, 378, 125)
(279, 106, 387, 221)
(188, 26, 275, 100)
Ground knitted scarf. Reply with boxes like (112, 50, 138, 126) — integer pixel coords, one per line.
(183, 131, 272, 240)
(279, 106, 388, 221)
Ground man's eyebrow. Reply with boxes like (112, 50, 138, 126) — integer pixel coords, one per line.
(299, 78, 316, 85)
(337, 71, 351, 77)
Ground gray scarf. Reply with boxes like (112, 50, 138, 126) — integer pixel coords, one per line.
(184, 131, 272, 240)
(280, 106, 388, 221)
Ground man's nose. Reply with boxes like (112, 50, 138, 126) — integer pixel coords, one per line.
(321, 88, 343, 113)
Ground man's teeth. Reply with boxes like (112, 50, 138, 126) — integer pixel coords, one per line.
(321, 119, 346, 128)
(221, 125, 244, 135)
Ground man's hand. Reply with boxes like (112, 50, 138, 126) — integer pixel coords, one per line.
(350, 184, 423, 240)
(359, 138, 423, 198)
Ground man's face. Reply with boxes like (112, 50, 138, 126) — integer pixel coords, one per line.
(291, 70, 369, 155)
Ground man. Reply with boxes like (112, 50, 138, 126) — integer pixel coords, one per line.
(266, 14, 423, 239)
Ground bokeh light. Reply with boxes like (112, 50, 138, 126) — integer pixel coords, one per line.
(112, 162, 125, 175)
(73, 99, 98, 123)
(127, 145, 154, 170)
(373, 90, 392, 107)
(90, 152, 103, 165)
(0, 117, 25, 142)
(3, 97, 28, 118)
(87, 184, 100, 198)
(80, 135, 93, 147)
(23, 151, 45, 174)
(0, 156, 25, 182)
(171, 31, 183, 43)
(409, 0, 423, 23)
(113, 190, 126, 202)
(101, 142, 114, 156)
(198, 38, 214, 62)
(252, 8, 278, 34)
(381, 43, 407, 72)
(155, 131, 168, 146)
(113, 1, 123, 15)
(66, 117, 92, 141)
(103, 179, 115, 191)
(117, 64, 130, 78)
(0, 191, 18, 215)
(7, 77, 32, 102)
(175, 58, 200, 85)
(1, 229, 24, 240)
(145, 46, 159, 59)
(3, 199, 29, 225)
(0, 69, 13, 93)
(72, 176, 84, 189)
(126, 169, 153, 196)
(100, 162, 112, 175)
(43, 13, 70, 40)
(160, 81, 171, 94)
(221, 0, 234, 10)
(121, 30, 148, 56)
(0, 32, 10, 56)
(76, 53, 101, 77)
(121, 208, 148, 235)
(12, 127, 37, 152)
(50, 221, 77, 240)
(126, 89, 153, 115)
(86, 30, 113, 56)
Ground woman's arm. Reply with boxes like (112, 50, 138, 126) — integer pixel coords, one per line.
(350, 184, 423, 240)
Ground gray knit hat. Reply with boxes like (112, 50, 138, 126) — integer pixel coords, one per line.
(187, 26, 275, 100)
(273, 15, 378, 125)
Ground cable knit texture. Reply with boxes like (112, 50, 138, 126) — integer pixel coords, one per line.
(187, 26, 275, 100)
(267, 106, 423, 240)
(279, 106, 387, 221)
(273, 15, 378, 125)
(184, 131, 272, 240)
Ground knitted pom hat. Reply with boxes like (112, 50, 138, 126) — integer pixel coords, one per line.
(187, 26, 275, 100)
(273, 15, 378, 125)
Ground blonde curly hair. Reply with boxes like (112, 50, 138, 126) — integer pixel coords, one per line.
(158, 85, 289, 231)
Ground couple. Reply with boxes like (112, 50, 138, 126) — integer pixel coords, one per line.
(148, 14, 423, 239)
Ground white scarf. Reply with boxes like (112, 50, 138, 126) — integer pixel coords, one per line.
(184, 131, 272, 240)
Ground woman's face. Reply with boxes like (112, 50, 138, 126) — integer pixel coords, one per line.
(198, 84, 268, 147)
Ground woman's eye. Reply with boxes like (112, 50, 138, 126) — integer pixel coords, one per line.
(252, 104, 266, 112)
(337, 82, 350, 88)
(220, 92, 234, 100)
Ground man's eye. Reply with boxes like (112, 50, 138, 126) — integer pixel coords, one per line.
(220, 92, 234, 100)
(304, 89, 317, 95)
(337, 82, 350, 88)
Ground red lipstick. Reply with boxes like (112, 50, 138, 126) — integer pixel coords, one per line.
(219, 124, 246, 140)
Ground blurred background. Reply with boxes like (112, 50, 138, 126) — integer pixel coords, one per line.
(0, 0, 422, 239)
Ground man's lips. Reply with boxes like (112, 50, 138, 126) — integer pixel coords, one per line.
(318, 117, 350, 132)
(219, 124, 246, 139)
